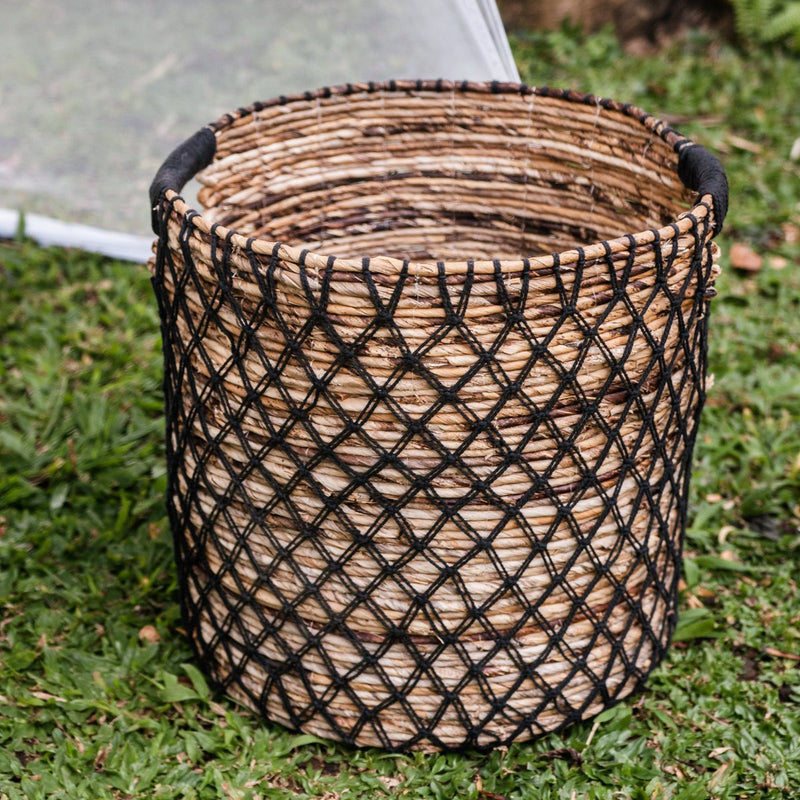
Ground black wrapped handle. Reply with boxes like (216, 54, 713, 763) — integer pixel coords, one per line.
(677, 143, 729, 235)
(149, 126, 217, 234)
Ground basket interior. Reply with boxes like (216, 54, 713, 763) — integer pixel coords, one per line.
(196, 87, 694, 261)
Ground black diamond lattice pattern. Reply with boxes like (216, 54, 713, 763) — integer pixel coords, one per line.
(151, 197, 717, 751)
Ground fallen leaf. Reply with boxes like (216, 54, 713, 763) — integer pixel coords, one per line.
(473, 774, 513, 800)
(782, 222, 800, 243)
(534, 748, 584, 765)
(663, 762, 686, 780)
(768, 342, 788, 361)
(209, 701, 229, 718)
(718, 525, 735, 544)
(727, 133, 762, 153)
(763, 647, 800, 661)
(31, 691, 67, 703)
(729, 242, 763, 272)
(769, 256, 788, 270)
(138, 624, 161, 643)
(379, 775, 405, 793)
(709, 746, 735, 760)
(94, 744, 111, 770)
(708, 759, 735, 791)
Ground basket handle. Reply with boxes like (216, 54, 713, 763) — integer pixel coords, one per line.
(149, 126, 217, 234)
(677, 143, 729, 235)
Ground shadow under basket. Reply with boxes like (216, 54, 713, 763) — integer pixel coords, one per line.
(148, 80, 727, 752)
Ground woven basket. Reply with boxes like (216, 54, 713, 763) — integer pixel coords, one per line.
(148, 80, 727, 752)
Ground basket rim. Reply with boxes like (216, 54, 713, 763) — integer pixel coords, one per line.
(154, 79, 722, 274)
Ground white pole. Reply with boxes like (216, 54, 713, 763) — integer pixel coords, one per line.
(0, 208, 153, 264)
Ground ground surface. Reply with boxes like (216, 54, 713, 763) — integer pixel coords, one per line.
(1, 26, 799, 800)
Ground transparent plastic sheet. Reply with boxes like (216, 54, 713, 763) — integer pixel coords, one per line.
(0, 0, 518, 260)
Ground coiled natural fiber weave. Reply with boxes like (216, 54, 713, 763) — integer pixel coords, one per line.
(149, 80, 726, 751)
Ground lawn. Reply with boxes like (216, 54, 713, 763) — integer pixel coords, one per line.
(1, 25, 799, 800)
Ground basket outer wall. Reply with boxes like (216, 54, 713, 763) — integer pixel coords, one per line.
(149, 81, 724, 751)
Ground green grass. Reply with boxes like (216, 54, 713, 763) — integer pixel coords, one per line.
(2, 28, 799, 800)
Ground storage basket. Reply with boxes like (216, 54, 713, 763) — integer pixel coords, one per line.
(148, 80, 727, 751)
